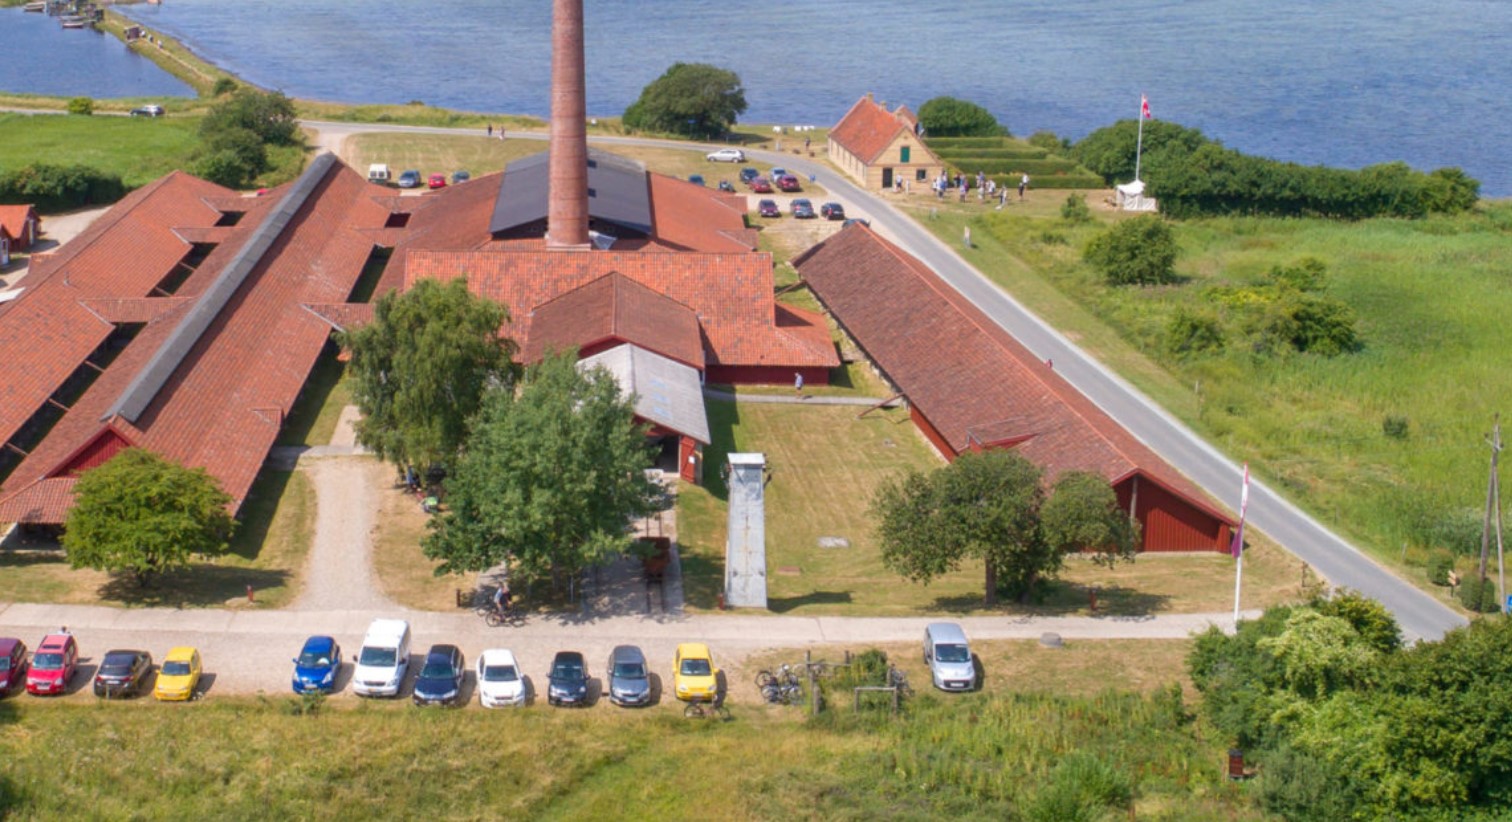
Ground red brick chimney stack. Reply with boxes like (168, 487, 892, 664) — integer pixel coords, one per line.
(547, 0, 590, 249)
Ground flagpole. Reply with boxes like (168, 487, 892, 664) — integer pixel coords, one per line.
(1135, 94, 1146, 182)
(1232, 463, 1250, 624)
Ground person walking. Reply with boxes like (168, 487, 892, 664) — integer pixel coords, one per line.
(794, 372, 805, 396)
(1019, 173, 1029, 200)
(487, 124, 493, 138)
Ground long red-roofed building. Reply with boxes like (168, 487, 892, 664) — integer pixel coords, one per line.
(794, 224, 1236, 552)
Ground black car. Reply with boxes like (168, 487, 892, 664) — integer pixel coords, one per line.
(412, 644, 464, 707)
(717, 180, 736, 193)
(738, 167, 760, 185)
(820, 202, 847, 220)
(94, 649, 152, 698)
(791, 198, 816, 219)
(547, 651, 589, 707)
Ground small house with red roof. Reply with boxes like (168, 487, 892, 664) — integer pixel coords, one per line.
(0, 204, 39, 267)
(795, 224, 1236, 553)
(828, 94, 943, 191)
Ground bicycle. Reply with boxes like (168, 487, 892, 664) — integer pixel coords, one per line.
(755, 665, 803, 705)
(477, 601, 522, 628)
(683, 699, 730, 720)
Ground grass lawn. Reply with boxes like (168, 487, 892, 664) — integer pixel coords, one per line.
(677, 400, 1299, 616)
(0, 469, 315, 608)
(0, 113, 202, 188)
(370, 477, 471, 610)
(912, 194, 1512, 602)
(276, 349, 351, 447)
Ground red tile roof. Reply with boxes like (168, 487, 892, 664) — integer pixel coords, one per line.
(829, 95, 917, 165)
(404, 249, 837, 371)
(0, 162, 394, 523)
(522, 272, 705, 369)
(0, 205, 37, 249)
(795, 225, 1233, 525)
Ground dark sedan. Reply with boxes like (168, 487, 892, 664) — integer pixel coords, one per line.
(820, 202, 847, 220)
(412, 644, 464, 707)
(757, 199, 781, 218)
(738, 167, 760, 184)
(94, 649, 152, 698)
(791, 198, 816, 219)
(548, 651, 589, 707)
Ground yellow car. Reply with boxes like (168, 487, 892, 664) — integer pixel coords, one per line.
(673, 643, 718, 703)
(154, 647, 201, 702)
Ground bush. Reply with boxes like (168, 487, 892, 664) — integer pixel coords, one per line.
(1269, 257, 1328, 291)
(1254, 744, 1364, 822)
(1426, 551, 1455, 586)
(67, 97, 93, 116)
(211, 77, 238, 96)
(1458, 575, 1500, 612)
(201, 126, 268, 176)
(918, 96, 1003, 138)
(1059, 193, 1091, 223)
(1382, 415, 1410, 440)
(1166, 308, 1225, 357)
(1027, 130, 1067, 153)
(1083, 214, 1178, 285)
(0, 163, 125, 212)
(1023, 752, 1133, 822)
(201, 88, 299, 146)
(192, 150, 257, 189)
(1287, 294, 1360, 355)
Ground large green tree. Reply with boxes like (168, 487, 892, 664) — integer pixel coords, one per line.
(871, 451, 1135, 606)
(337, 277, 515, 474)
(1083, 214, 1179, 286)
(423, 352, 668, 590)
(62, 448, 235, 586)
(199, 87, 299, 146)
(917, 96, 1004, 138)
(622, 63, 747, 139)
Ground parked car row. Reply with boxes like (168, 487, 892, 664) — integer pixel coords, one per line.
(753, 196, 848, 222)
(368, 164, 470, 189)
(737, 166, 804, 194)
(0, 632, 204, 701)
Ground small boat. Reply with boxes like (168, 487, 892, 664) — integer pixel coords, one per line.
(61, 15, 87, 27)
(23, 1, 46, 11)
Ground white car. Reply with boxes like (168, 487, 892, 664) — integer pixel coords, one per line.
(706, 148, 745, 163)
(476, 649, 526, 708)
(129, 104, 164, 118)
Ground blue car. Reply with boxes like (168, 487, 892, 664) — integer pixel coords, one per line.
(291, 635, 342, 694)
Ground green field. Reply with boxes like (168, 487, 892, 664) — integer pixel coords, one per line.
(0, 113, 203, 188)
(0, 679, 1262, 820)
(914, 195, 1512, 599)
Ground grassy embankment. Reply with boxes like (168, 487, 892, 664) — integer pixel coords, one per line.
(0, 645, 1263, 820)
(909, 192, 1512, 605)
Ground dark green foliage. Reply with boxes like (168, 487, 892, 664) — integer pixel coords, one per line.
(1313, 590, 1402, 654)
(1165, 307, 1225, 358)
(1027, 130, 1068, 153)
(1083, 214, 1178, 285)
(1059, 193, 1091, 223)
(66, 97, 93, 116)
(192, 151, 256, 189)
(1458, 575, 1500, 612)
(211, 76, 238, 96)
(621, 63, 747, 139)
(1268, 257, 1327, 291)
(0, 163, 125, 212)
(1400, 504, 1484, 556)
(1023, 752, 1133, 822)
(1039, 470, 1138, 569)
(1382, 414, 1411, 440)
(917, 96, 1003, 138)
(1071, 119, 1480, 219)
(337, 277, 515, 473)
(1253, 744, 1364, 822)
(193, 126, 268, 188)
(200, 88, 299, 146)
(423, 353, 668, 583)
(1426, 551, 1455, 585)
(1201, 258, 1360, 357)
(62, 448, 236, 586)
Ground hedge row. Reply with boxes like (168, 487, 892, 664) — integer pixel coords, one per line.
(0, 164, 127, 213)
(933, 147, 1051, 161)
(943, 158, 1085, 176)
(926, 137, 1017, 148)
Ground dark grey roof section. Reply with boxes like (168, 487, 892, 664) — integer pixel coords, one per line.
(489, 149, 651, 236)
(104, 153, 340, 424)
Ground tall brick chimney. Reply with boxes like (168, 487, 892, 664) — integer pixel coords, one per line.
(547, 0, 590, 249)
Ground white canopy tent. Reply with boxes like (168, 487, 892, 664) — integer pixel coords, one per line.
(1116, 180, 1158, 212)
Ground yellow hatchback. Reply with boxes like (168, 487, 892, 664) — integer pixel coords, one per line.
(154, 647, 201, 702)
(673, 643, 718, 703)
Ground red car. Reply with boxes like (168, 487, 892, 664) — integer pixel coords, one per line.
(748, 177, 773, 193)
(27, 633, 77, 696)
(428, 173, 448, 190)
(757, 199, 781, 218)
(0, 638, 27, 696)
(775, 174, 802, 192)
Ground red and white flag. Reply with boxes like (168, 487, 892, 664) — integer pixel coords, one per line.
(1231, 463, 1250, 558)
(1141, 95, 1152, 119)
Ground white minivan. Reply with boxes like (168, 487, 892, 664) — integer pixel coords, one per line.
(923, 622, 975, 692)
(367, 163, 392, 184)
(352, 618, 410, 697)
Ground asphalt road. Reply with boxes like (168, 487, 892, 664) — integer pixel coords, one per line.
(304, 120, 1468, 642)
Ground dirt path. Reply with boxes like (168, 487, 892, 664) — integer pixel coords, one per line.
(288, 457, 396, 612)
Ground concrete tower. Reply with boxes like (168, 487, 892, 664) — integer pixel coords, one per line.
(547, 0, 590, 249)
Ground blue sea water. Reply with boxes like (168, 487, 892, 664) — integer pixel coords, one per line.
(0, 8, 193, 99)
(4, 0, 1509, 194)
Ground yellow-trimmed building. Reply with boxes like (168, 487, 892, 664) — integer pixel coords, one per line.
(827, 94, 943, 190)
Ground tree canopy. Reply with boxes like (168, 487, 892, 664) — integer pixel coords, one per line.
(337, 277, 515, 473)
(1083, 214, 1179, 286)
(917, 96, 1004, 138)
(62, 448, 235, 586)
(870, 450, 1135, 606)
(194, 88, 300, 188)
(423, 352, 668, 590)
(622, 63, 747, 139)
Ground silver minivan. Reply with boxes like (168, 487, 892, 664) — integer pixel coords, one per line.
(923, 622, 975, 692)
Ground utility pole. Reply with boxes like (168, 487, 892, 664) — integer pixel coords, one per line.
(1479, 417, 1502, 601)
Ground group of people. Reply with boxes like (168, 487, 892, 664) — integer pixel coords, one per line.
(930, 171, 1030, 207)
(485, 124, 507, 140)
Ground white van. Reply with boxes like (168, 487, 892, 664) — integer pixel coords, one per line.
(923, 622, 975, 692)
(367, 163, 391, 184)
(352, 618, 410, 697)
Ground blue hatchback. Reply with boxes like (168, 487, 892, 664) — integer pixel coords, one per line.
(291, 635, 342, 694)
